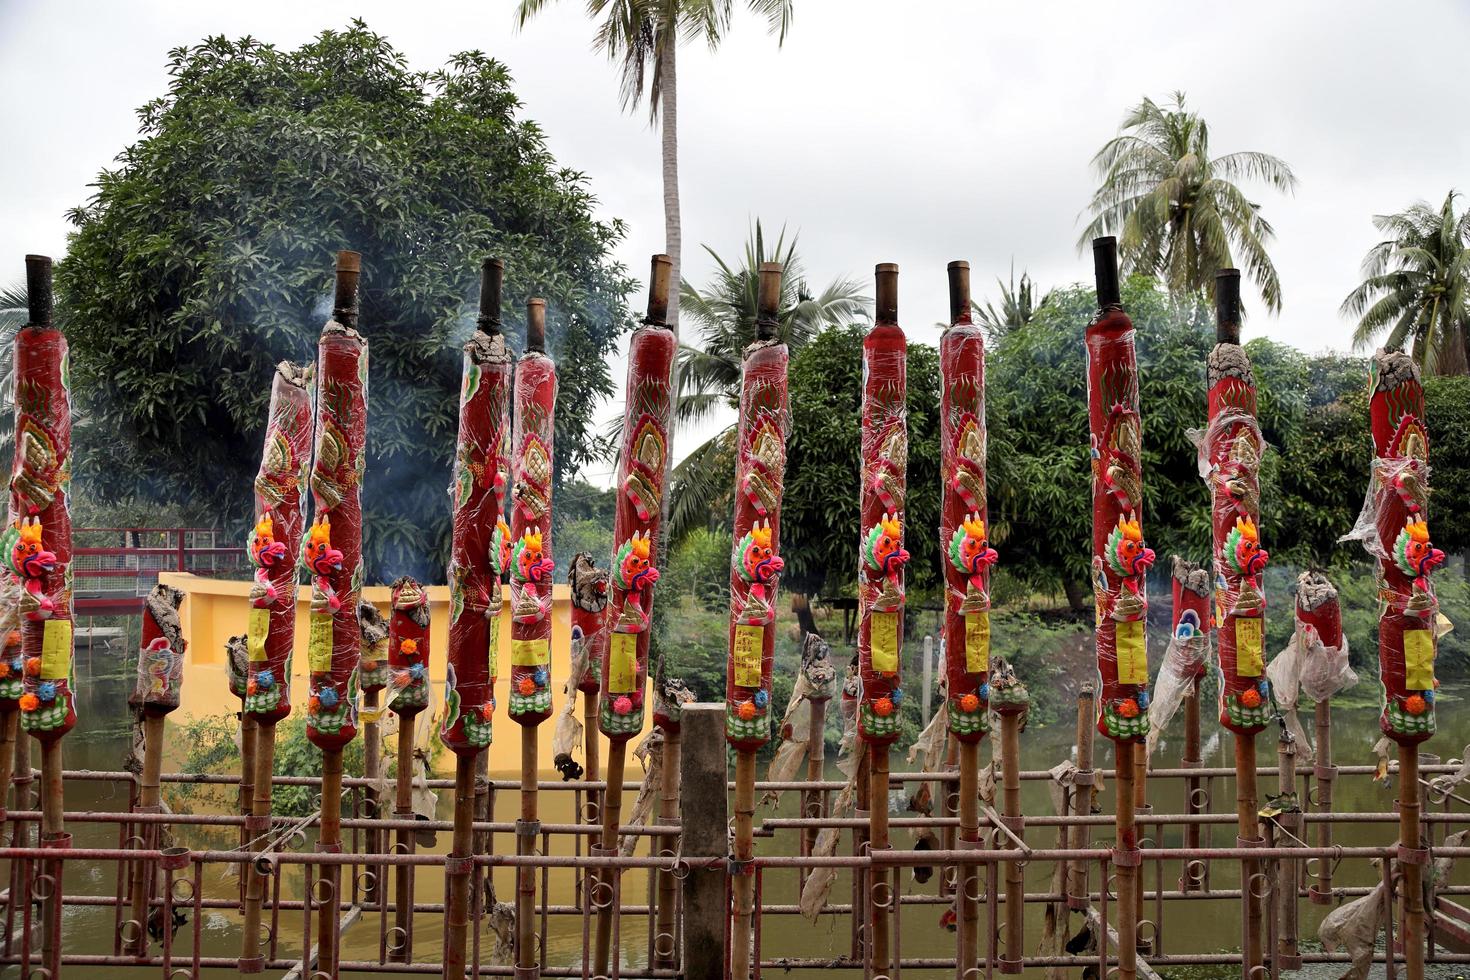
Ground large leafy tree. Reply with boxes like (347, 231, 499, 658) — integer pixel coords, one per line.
(782, 323, 941, 635)
(667, 223, 866, 540)
(1079, 92, 1296, 313)
(1340, 190, 1470, 376)
(57, 23, 636, 581)
(515, 0, 793, 330)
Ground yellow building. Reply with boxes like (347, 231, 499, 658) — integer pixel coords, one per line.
(160, 572, 645, 776)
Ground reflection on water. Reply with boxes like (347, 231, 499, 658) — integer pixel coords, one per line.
(24, 638, 1470, 978)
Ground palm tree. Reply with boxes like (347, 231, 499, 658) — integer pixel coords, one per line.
(1340, 191, 1470, 375)
(972, 264, 1051, 340)
(515, 0, 793, 331)
(0, 285, 28, 451)
(1079, 91, 1297, 313)
(667, 222, 866, 541)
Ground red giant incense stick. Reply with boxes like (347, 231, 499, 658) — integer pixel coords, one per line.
(594, 256, 675, 978)
(244, 364, 314, 722)
(1204, 273, 1270, 735)
(508, 299, 557, 726)
(726, 263, 788, 980)
(1084, 239, 1152, 980)
(443, 259, 514, 980)
(304, 252, 368, 752)
(388, 577, 431, 717)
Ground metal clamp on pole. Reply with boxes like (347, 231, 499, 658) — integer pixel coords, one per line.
(444, 854, 474, 876)
(515, 819, 542, 840)
(315, 840, 342, 854)
(1313, 764, 1338, 783)
(1111, 846, 1142, 868)
(726, 857, 754, 877)
(1396, 843, 1430, 866)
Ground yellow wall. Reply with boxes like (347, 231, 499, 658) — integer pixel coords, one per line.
(159, 573, 647, 776)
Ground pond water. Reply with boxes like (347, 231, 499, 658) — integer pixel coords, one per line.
(21, 639, 1470, 979)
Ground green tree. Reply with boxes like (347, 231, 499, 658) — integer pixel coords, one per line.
(1080, 92, 1297, 312)
(783, 323, 941, 634)
(1424, 375, 1470, 555)
(515, 0, 793, 329)
(57, 24, 635, 581)
(1340, 190, 1470, 376)
(668, 223, 866, 541)
(973, 266, 1051, 341)
(0, 284, 30, 450)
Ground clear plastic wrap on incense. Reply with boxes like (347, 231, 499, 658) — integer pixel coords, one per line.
(938, 262, 1007, 742)
(303, 251, 369, 751)
(857, 264, 909, 746)
(1354, 350, 1443, 743)
(6, 256, 76, 743)
(1202, 271, 1271, 735)
(1146, 557, 1211, 753)
(1084, 239, 1155, 743)
(243, 363, 313, 721)
(724, 263, 789, 751)
(131, 584, 186, 717)
(569, 553, 609, 696)
(388, 577, 431, 716)
(599, 255, 676, 741)
(508, 299, 557, 726)
(442, 259, 514, 754)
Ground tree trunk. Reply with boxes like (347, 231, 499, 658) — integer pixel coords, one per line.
(1062, 575, 1090, 612)
(792, 592, 818, 637)
(660, 38, 681, 333)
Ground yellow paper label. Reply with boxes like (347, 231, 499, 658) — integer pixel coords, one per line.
(1116, 619, 1148, 685)
(1404, 629, 1436, 690)
(247, 606, 270, 662)
(487, 614, 500, 679)
(308, 612, 333, 673)
(871, 612, 899, 674)
(608, 633, 638, 694)
(511, 637, 550, 667)
(360, 705, 386, 724)
(964, 613, 990, 673)
(40, 619, 72, 680)
(1235, 618, 1264, 677)
(734, 625, 764, 687)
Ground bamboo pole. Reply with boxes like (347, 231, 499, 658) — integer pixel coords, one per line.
(516, 729, 538, 976)
(1277, 728, 1301, 968)
(363, 689, 382, 907)
(391, 722, 415, 962)
(1068, 689, 1095, 910)
(0, 707, 15, 820)
(869, 743, 892, 975)
(1000, 711, 1024, 972)
(387, 577, 429, 963)
(40, 740, 64, 970)
(317, 747, 345, 979)
(1401, 747, 1425, 978)
(654, 726, 680, 969)
(1181, 677, 1203, 890)
(584, 694, 601, 817)
(444, 755, 477, 980)
(731, 749, 756, 979)
(1235, 734, 1262, 973)
(242, 720, 276, 967)
(1115, 740, 1138, 980)
(126, 713, 165, 955)
(957, 738, 980, 973)
(593, 256, 676, 979)
(1311, 698, 1335, 902)
(240, 713, 256, 878)
(804, 693, 827, 859)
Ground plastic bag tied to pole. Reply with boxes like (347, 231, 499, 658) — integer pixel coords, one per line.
(938, 271, 1006, 743)
(387, 577, 431, 716)
(1267, 571, 1356, 762)
(442, 259, 513, 756)
(7, 256, 76, 743)
(599, 256, 676, 742)
(303, 253, 368, 752)
(1146, 556, 1212, 757)
(508, 300, 557, 727)
(243, 362, 313, 722)
(857, 266, 908, 746)
(1195, 333, 1270, 735)
(132, 584, 186, 717)
(724, 265, 789, 751)
(1084, 282, 1154, 743)
(1342, 350, 1444, 744)
(552, 553, 609, 778)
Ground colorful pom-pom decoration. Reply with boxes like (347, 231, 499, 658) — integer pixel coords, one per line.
(19, 694, 39, 712)
(874, 697, 894, 718)
(890, 688, 903, 705)
(517, 677, 537, 696)
(0, 663, 9, 679)
(1137, 690, 1150, 709)
(24, 657, 40, 677)
(318, 687, 339, 709)
(753, 689, 769, 709)
(1118, 698, 1140, 719)
(613, 696, 633, 716)
(5, 631, 19, 647)
(632, 690, 644, 708)
(737, 700, 757, 721)
(1239, 688, 1262, 709)
(1404, 694, 1427, 716)
(400, 639, 418, 656)
(480, 703, 495, 721)
(409, 662, 426, 681)
(959, 693, 980, 713)
(257, 670, 275, 689)
(534, 668, 549, 686)
(309, 696, 321, 712)
(247, 680, 259, 696)
(979, 683, 991, 700)
(1424, 689, 1436, 704)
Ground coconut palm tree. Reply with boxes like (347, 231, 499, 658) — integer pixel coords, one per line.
(1079, 91, 1296, 313)
(972, 265, 1051, 341)
(515, 0, 793, 331)
(0, 285, 27, 451)
(1340, 191, 1470, 376)
(667, 222, 866, 541)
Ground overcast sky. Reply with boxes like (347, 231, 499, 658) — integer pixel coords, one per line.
(3, 1, 1468, 482)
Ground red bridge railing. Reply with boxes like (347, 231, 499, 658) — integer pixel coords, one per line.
(71, 528, 246, 615)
